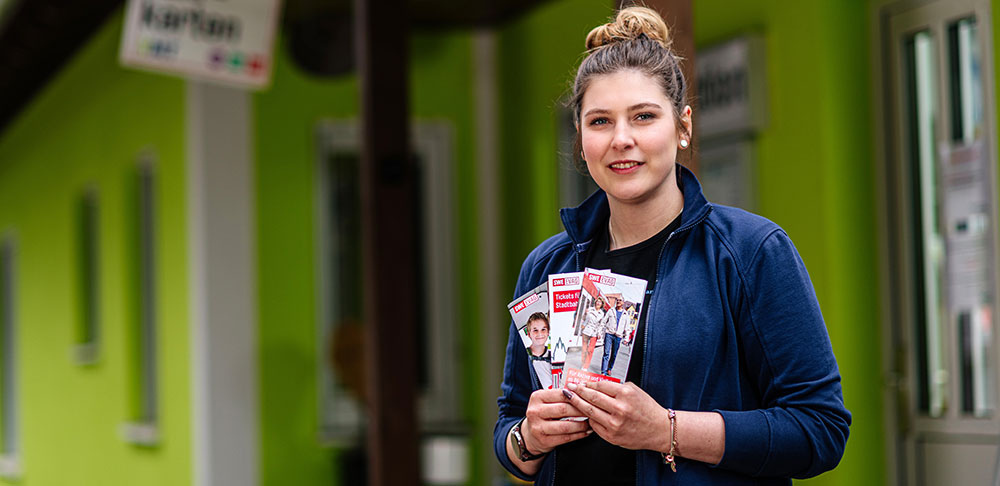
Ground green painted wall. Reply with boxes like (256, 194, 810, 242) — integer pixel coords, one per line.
(0, 11, 190, 486)
(0, 1, 897, 485)
(254, 28, 485, 485)
(694, 0, 882, 484)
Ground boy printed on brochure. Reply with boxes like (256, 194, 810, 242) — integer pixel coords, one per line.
(507, 283, 553, 388)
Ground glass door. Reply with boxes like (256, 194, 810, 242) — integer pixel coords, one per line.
(883, 0, 1000, 484)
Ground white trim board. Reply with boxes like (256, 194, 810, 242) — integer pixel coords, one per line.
(186, 81, 259, 486)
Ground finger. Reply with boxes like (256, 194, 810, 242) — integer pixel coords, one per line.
(536, 419, 590, 436)
(535, 402, 587, 420)
(570, 383, 619, 416)
(585, 380, 625, 397)
(550, 430, 593, 447)
(563, 387, 613, 424)
(586, 420, 619, 446)
(533, 388, 572, 404)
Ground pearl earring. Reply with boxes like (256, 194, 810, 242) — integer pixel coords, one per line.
(679, 139, 689, 149)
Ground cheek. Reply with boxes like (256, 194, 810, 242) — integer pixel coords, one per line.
(637, 129, 676, 156)
(581, 131, 606, 163)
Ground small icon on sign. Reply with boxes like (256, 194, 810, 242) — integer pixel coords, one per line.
(228, 52, 244, 72)
(208, 48, 226, 69)
(248, 55, 265, 75)
(145, 40, 177, 57)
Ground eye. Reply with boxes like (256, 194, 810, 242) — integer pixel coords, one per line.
(588, 117, 609, 126)
(635, 112, 656, 121)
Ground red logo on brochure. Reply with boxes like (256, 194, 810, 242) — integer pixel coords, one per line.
(512, 293, 540, 313)
(586, 273, 616, 286)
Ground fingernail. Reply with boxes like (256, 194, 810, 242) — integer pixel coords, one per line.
(566, 383, 578, 390)
(562, 389, 574, 400)
(586, 430, 593, 435)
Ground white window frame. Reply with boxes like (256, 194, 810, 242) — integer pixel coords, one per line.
(314, 120, 460, 444)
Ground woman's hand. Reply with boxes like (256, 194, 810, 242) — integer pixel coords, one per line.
(563, 381, 727, 463)
(507, 388, 592, 476)
(563, 381, 668, 452)
(521, 388, 592, 454)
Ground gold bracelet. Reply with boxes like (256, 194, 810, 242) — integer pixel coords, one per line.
(661, 408, 678, 472)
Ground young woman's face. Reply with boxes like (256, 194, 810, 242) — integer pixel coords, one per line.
(579, 70, 691, 206)
(528, 319, 549, 347)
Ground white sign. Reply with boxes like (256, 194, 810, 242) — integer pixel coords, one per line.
(696, 36, 767, 139)
(119, 0, 281, 90)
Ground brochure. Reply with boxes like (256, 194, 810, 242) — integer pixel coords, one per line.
(547, 272, 583, 389)
(563, 268, 647, 386)
(507, 283, 553, 389)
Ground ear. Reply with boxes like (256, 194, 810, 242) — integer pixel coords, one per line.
(680, 105, 693, 140)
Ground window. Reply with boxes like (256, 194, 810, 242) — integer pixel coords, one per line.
(0, 236, 20, 478)
(903, 29, 947, 417)
(122, 159, 159, 445)
(315, 121, 460, 443)
(74, 188, 100, 364)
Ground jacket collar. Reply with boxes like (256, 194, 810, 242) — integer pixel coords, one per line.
(559, 163, 712, 245)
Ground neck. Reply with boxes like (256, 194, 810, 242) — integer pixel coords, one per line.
(607, 176, 684, 251)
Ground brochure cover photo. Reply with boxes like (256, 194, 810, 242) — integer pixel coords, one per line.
(564, 268, 647, 386)
(507, 283, 552, 388)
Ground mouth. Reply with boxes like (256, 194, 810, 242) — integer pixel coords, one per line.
(609, 160, 643, 173)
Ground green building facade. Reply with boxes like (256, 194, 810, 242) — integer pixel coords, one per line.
(0, 0, 996, 484)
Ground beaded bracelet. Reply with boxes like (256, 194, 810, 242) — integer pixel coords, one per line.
(661, 408, 678, 472)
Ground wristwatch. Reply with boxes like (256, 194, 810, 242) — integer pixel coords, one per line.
(510, 418, 546, 461)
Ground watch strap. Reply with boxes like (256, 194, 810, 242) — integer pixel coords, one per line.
(512, 418, 546, 461)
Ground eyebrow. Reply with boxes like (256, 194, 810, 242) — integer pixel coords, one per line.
(583, 102, 664, 117)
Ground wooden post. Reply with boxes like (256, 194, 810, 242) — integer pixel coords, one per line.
(353, 0, 420, 485)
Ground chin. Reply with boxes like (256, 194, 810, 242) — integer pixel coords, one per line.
(606, 188, 654, 204)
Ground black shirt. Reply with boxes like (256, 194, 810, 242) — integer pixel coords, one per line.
(553, 212, 681, 486)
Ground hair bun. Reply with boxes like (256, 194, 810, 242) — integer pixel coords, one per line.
(585, 6, 671, 51)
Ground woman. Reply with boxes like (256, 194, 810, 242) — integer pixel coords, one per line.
(579, 296, 606, 372)
(495, 7, 850, 485)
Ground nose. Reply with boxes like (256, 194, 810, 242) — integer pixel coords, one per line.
(611, 122, 634, 152)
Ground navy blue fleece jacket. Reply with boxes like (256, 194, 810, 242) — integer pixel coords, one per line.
(494, 165, 850, 485)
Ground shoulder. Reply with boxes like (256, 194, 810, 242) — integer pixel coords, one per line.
(700, 204, 788, 267)
(522, 232, 574, 268)
(514, 232, 575, 296)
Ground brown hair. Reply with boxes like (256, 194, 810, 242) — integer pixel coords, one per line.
(526, 312, 550, 332)
(570, 6, 689, 171)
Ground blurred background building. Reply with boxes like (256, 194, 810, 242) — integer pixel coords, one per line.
(0, 0, 997, 484)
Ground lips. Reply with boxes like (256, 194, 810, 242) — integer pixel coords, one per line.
(609, 160, 643, 174)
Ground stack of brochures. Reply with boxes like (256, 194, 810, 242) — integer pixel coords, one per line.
(507, 269, 648, 389)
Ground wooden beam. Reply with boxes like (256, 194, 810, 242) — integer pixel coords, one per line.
(353, 0, 420, 485)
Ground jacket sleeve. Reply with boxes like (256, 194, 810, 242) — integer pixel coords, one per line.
(493, 262, 540, 481)
(714, 230, 851, 478)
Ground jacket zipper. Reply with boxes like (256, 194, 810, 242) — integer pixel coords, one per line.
(637, 206, 713, 484)
(551, 243, 588, 486)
